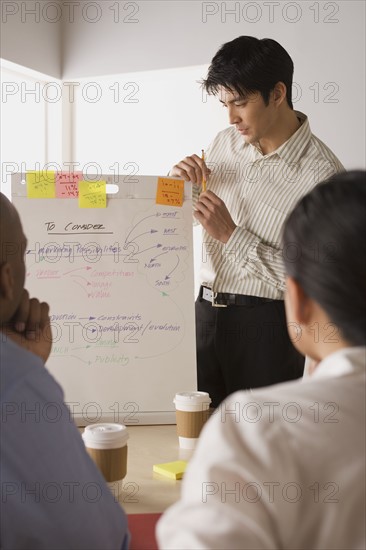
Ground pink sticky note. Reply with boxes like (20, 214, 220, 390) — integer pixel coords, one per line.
(56, 172, 83, 198)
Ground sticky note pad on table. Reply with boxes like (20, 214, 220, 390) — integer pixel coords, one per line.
(79, 180, 106, 208)
(153, 460, 187, 480)
(26, 171, 56, 198)
(156, 177, 184, 207)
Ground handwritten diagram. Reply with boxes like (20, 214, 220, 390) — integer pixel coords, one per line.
(13, 176, 196, 420)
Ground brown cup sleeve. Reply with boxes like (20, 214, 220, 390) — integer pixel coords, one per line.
(176, 410, 210, 438)
(86, 445, 128, 482)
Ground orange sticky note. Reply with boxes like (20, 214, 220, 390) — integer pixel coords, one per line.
(156, 177, 184, 207)
(56, 171, 83, 198)
(26, 171, 56, 198)
(79, 181, 106, 208)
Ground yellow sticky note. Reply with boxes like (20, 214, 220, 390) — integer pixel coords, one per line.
(26, 171, 56, 198)
(156, 177, 184, 207)
(153, 460, 187, 480)
(79, 181, 106, 208)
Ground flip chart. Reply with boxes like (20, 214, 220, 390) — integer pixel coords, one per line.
(12, 174, 196, 424)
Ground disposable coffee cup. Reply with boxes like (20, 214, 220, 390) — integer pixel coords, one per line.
(174, 392, 211, 449)
(82, 423, 129, 497)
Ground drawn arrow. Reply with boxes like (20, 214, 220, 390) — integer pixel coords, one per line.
(94, 344, 118, 348)
(125, 229, 158, 244)
(124, 213, 161, 243)
(79, 316, 96, 320)
(73, 280, 89, 295)
(165, 255, 180, 280)
(135, 244, 162, 256)
(53, 354, 91, 365)
(85, 326, 98, 333)
(150, 251, 168, 262)
(71, 274, 91, 285)
(64, 266, 92, 275)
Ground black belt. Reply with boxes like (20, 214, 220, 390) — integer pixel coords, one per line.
(200, 286, 279, 307)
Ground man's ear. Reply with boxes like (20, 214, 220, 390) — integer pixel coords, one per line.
(286, 276, 312, 325)
(273, 82, 287, 106)
(0, 262, 15, 300)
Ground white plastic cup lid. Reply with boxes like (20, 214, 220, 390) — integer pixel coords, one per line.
(82, 423, 129, 450)
(174, 391, 211, 405)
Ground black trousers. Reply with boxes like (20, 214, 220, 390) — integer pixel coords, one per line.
(196, 292, 305, 408)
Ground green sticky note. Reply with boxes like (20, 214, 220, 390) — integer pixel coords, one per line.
(153, 461, 187, 480)
(79, 180, 106, 208)
(26, 171, 56, 198)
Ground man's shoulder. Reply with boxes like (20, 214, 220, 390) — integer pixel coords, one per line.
(306, 131, 344, 173)
(0, 336, 61, 402)
(311, 134, 343, 161)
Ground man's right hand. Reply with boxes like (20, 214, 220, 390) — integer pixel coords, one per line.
(4, 289, 52, 364)
(169, 154, 211, 185)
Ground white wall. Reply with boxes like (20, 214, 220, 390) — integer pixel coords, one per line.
(0, 0, 62, 78)
(62, 0, 235, 78)
(1, 1, 365, 168)
(72, 65, 227, 174)
(63, 0, 365, 168)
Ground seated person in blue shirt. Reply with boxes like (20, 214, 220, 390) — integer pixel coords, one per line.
(157, 170, 366, 550)
(0, 192, 129, 549)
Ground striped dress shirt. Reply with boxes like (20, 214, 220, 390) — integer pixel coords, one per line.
(193, 112, 344, 299)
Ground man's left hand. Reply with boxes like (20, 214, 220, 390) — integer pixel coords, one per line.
(194, 190, 237, 243)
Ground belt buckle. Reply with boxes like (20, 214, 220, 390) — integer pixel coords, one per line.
(212, 291, 227, 308)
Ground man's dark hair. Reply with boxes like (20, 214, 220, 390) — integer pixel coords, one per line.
(202, 36, 294, 108)
(283, 170, 366, 346)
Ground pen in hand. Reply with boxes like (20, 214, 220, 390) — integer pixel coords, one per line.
(201, 149, 207, 192)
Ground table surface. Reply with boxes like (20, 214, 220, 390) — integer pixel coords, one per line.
(81, 425, 193, 514)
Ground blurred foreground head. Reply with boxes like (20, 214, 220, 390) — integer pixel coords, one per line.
(0, 193, 26, 323)
(283, 170, 366, 348)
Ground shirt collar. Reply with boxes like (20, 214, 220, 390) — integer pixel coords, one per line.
(250, 111, 311, 163)
(311, 347, 366, 380)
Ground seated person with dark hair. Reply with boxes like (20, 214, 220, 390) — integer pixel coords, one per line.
(157, 170, 366, 550)
(0, 193, 129, 549)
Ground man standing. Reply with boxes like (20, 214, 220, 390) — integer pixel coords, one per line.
(170, 36, 344, 407)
